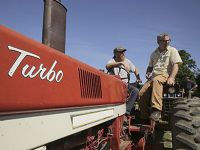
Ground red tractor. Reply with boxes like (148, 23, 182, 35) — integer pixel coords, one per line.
(0, 24, 153, 150)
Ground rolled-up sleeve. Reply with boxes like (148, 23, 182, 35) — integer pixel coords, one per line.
(170, 48, 183, 65)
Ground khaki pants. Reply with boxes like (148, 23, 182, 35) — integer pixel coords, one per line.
(138, 75, 168, 120)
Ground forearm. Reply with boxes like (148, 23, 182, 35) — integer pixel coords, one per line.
(145, 66, 153, 79)
(106, 62, 122, 70)
(191, 84, 198, 90)
(134, 67, 141, 80)
(169, 63, 179, 79)
(146, 66, 153, 74)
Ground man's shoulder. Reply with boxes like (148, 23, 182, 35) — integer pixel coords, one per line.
(167, 46, 182, 59)
(150, 48, 159, 57)
(167, 46, 178, 52)
(125, 58, 132, 62)
(125, 58, 135, 65)
(107, 58, 115, 63)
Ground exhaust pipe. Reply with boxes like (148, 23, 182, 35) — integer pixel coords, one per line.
(42, 0, 67, 53)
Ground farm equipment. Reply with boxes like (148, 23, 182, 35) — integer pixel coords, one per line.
(0, 23, 155, 150)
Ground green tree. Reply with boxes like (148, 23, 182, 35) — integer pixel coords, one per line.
(176, 50, 197, 82)
(177, 50, 200, 97)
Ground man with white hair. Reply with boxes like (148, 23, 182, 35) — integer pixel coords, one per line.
(139, 33, 182, 122)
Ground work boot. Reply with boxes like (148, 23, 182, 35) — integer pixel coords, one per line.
(149, 109, 161, 122)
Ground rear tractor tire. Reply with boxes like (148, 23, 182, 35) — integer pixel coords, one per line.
(171, 97, 200, 150)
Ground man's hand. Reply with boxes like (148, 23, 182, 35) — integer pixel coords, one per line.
(146, 72, 152, 80)
(167, 77, 175, 85)
(136, 79, 142, 83)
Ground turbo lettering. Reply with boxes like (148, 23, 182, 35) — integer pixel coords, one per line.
(8, 46, 64, 82)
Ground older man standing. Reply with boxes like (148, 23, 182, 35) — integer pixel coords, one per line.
(139, 33, 182, 122)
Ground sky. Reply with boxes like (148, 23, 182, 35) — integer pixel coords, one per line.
(1, 0, 200, 82)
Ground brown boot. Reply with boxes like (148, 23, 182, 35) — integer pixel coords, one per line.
(149, 110, 161, 122)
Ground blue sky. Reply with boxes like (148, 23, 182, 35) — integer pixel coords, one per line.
(1, 0, 200, 82)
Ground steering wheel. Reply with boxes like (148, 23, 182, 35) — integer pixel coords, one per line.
(107, 66, 130, 83)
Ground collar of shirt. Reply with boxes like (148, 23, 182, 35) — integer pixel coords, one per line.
(155, 46, 171, 56)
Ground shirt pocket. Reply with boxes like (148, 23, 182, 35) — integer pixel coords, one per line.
(152, 55, 160, 65)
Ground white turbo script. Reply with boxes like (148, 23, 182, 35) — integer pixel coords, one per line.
(8, 46, 64, 82)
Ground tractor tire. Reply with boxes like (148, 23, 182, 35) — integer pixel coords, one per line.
(171, 97, 200, 150)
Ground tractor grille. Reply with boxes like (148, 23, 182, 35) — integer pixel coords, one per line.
(78, 68, 102, 99)
(162, 93, 183, 115)
(163, 98, 174, 115)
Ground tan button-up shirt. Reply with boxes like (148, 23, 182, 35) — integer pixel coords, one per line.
(149, 46, 182, 77)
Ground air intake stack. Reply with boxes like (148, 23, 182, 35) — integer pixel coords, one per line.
(42, 0, 67, 53)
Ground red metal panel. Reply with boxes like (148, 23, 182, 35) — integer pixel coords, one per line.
(0, 25, 127, 114)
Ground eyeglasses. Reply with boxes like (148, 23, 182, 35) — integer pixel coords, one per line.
(159, 39, 171, 43)
(116, 51, 125, 54)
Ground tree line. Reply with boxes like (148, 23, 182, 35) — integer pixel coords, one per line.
(177, 50, 200, 97)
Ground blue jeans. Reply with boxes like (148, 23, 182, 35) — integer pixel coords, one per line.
(126, 85, 139, 115)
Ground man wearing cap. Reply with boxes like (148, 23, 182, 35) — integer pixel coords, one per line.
(106, 47, 142, 115)
(138, 33, 182, 123)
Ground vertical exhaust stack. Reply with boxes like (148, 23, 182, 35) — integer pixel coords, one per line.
(42, 0, 67, 53)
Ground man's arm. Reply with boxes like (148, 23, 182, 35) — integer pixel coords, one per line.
(133, 67, 142, 83)
(146, 66, 153, 80)
(106, 62, 123, 70)
(191, 81, 198, 90)
(167, 63, 179, 85)
(106, 61, 131, 73)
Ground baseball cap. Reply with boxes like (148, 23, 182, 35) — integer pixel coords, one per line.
(113, 47, 127, 53)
